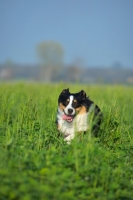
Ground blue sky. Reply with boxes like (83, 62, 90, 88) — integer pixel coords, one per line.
(0, 0, 133, 68)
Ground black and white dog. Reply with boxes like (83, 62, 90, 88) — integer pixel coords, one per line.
(56, 88, 102, 143)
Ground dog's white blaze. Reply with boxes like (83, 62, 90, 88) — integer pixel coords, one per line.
(64, 95, 75, 115)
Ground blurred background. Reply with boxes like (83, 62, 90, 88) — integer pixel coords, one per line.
(0, 0, 133, 84)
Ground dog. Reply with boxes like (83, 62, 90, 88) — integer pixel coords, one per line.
(56, 88, 102, 143)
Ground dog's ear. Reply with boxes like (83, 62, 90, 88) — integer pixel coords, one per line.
(61, 88, 69, 95)
(79, 90, 86, 99)
(58, 88, 69, 103)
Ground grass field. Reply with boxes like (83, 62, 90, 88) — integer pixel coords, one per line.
(0, 82, 133, 200)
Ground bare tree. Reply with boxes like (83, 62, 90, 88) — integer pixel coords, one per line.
(36, 41, 64, 81)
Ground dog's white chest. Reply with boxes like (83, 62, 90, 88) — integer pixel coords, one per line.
(76, 113, 88, 131)
(57, 110, 89, 142)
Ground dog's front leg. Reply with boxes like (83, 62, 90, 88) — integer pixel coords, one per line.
(64, 132, 75, 144)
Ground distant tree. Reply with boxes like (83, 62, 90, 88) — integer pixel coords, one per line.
(66, 65, 82, 82)
(36, 41, 64, 81)
(111, 61, 123, 70)
(2, 59, 15, 80)
(5, 59, 14, 67)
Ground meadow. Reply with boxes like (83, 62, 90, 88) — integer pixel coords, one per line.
(0, 82, 133, 200)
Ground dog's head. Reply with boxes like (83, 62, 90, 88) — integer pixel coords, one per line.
(58, 88, 88, 123)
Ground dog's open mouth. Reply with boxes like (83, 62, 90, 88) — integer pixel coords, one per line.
(62, 114, 75, 123)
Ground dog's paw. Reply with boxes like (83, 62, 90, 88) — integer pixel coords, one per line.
(64, 139, 71, 145)
(64, 134, 74, 144)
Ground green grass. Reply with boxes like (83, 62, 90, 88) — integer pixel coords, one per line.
(0, 82, 133, 200)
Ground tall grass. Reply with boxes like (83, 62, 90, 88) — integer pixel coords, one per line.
(0, 82, 133, 200)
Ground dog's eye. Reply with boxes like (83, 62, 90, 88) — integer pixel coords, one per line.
(72, 101, 78, 108)
(63, 100, 69, 106)
(66, 100, 69, 105)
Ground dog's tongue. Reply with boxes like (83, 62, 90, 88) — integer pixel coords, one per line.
(62, 114, 73, 120)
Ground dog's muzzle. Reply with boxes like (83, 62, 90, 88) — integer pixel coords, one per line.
(62, 113, 75, 123)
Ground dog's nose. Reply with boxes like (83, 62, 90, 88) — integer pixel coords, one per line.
(68, 108, 73, 114)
